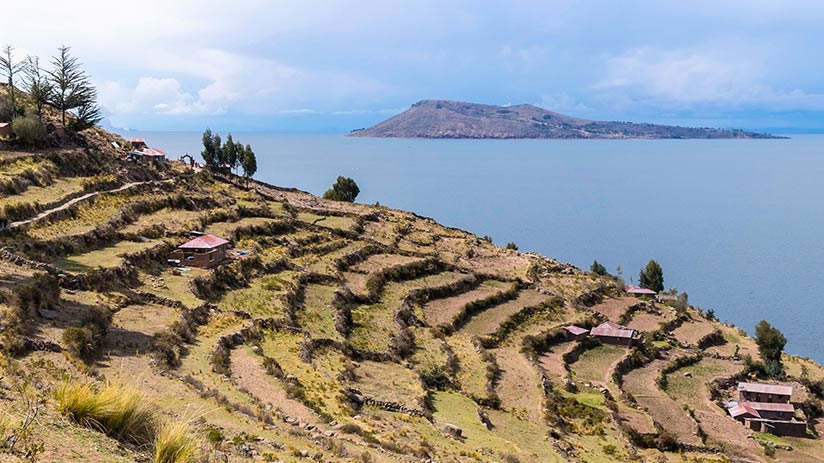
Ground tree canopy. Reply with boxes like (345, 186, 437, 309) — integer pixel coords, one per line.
(590, 260, 608, 276)
(323, 176, 360, 202)
(47, 45, 101, 130)
(639, 259, 664, 292)
(755, 320, 787, 377)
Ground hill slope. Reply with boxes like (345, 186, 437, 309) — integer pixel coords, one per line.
(350, 99, 784, 139)
(0, 130, 821, 463)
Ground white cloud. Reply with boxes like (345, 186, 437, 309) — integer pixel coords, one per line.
(596, 47, 824, 111)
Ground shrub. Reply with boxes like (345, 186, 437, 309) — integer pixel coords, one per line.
(154, 421, 201, 463)
(323, 176, 360, 202)
(590, 260, 608, 276)
(12, 115, 47, 146)
(55, 380, 156, 444)
(12, 273, 60, 317)
(505, 242, 518, 251)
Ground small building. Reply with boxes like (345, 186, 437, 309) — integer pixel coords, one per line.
(0, 122, 11, 138)
(170, 234, 230, 269)
(728, 403, 761, 422)
(130, 138, 147, 150)
(590, 321, 635, 347)
(625, 285, 657, 297)
(743, 418, 808, 437)
(563, 325, 589, 341)
(128, 147, 167, 165)
(737, 382, 793, 404)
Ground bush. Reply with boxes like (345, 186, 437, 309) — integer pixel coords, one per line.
(12, 273, 60, 317)
(323, 176, 360, 202)
(55, 381, 156, 444)
(590, 260, 608, 276)
(505, 242, 518, 251)
(154, 421, 201, 463)
(12, 115, 47, 146)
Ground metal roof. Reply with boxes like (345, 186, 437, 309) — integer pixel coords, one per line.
(179, 234, 229, 249)
(729, 404, 760, 418)
(625, 285, 657, 295)
(564, 326, 589, 335)
(738, 382, 793, 396)
(740, 401, 795, 413)
(591, 322, 634, 339)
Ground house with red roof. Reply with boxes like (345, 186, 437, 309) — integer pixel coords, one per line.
(728, 382, 806, 436)
(0, 122, 12, 138)
(590, 321, 635, 346)
(169, 234, 230, 268)
(127, 138, 167, 165)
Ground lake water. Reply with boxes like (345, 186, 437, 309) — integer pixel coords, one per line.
(121, 130, 824, 362)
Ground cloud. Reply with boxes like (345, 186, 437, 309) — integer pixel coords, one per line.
(596, 47, 824, 111)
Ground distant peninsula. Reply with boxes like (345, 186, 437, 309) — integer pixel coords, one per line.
(349, 99, 785, 139)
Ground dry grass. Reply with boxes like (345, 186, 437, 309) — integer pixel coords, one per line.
(153, 421, 201, 463)
(55, 380, 156, 444)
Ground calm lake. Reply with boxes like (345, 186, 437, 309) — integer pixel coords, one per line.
(120, 130, 824, 362)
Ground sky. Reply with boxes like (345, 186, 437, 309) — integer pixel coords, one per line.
(2, 0, 823, 133)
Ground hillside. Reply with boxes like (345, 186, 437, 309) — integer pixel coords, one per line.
(0, 129, 822, 463)
(349, 100, 784, 139)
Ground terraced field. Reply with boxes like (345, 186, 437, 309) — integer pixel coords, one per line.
(1, 139, 822, 463)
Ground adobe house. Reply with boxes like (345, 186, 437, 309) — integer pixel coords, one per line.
(737, 382, 793, 404)
(169, 234, 230, 269)
(563, 325, 589, 341)
(0, 122, 11, 138)
(590, 321, 635, 347)
(743, 418, 807, 437)
(625, 285, 657, 297)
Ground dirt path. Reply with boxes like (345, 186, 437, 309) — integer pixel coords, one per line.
(8, 180, 163, 228)
(231, 347, 324, 426)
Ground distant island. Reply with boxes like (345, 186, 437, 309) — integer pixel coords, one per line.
(349, 99, 785, 139)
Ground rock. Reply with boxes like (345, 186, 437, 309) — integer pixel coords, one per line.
(443, 423, 463, 439)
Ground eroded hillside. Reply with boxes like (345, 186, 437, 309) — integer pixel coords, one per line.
(0, 139, 822, 463)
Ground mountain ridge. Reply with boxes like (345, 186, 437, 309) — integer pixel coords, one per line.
(350, 99, 785, 139)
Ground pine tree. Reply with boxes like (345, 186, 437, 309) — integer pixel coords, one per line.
(223, 133, 236, 172)
(201, 129, 216, 168)
(639, 259, 664, 292)
(241, 144, 257, 181)
(47, 45, 101, 130)
(22, 56, 53, 123)
(0, 45, 24, 127)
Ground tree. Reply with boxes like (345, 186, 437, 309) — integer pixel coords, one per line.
(240, 144, 257, 181)
(213, 133, 225, 167)
(755, 320, 786, 377)
(223, 133, 236, 172)
(201, 128, 217, 168)
(590, 260, 608, 276)
(323, 176, 360, 202)
(48, 45, 101, 130)
(0, 45, 25, 127)
(22, 56, 53, 123)
(639, 259, 664, 292)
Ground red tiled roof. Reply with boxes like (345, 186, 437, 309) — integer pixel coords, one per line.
(740, 402, 795, 413)
(130, 138, 145, 143)
(738, 382, 793, 396)
(591, 322, 634, 339)
(625, 285, 657, 295)
(729, 404, 760, 419)
(564, 326, 589, 336)
(179, 234, 229, 249)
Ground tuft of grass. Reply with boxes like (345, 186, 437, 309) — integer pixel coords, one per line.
(55, 380, 156, 444)
(154, 421, 201, 463)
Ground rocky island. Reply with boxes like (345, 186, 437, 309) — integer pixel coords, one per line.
(350, 99, 784, 139)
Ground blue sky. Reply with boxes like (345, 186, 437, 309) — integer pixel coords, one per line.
(2, 0, 823, 132)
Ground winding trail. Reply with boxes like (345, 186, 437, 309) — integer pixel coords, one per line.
(8, 180, 166, 229)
